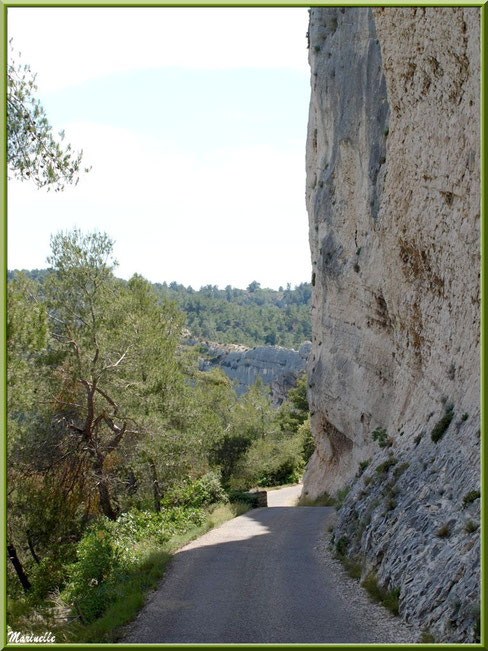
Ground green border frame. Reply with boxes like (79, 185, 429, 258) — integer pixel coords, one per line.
(0, 1, 486, 650)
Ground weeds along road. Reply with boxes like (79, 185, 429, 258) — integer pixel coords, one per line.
(124, 484, 414, 644)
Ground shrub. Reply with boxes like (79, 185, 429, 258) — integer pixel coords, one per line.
(371, 427, 388, 448)
(462, 490, 481, 508)
(383, 586, 400, 615)
(465, 520, 478, 533)
(232, 433, 305, 490)
(341, 556, 362, 579)
(461, 413, 469, 421)
(393, 461, 409, 479)
(420, 630, 436, 643)
(361, 573, 383, 603)
(431, 408, 454, 443)
(335, 535, 350, 557)
(361, 574, 400, 615)
(375, 457, 398, 474)
(436, 524, 450, 538)
(357, 459, 370, 477)
(335, 486, 350, 509)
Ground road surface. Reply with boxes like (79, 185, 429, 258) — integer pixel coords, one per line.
(124, 484, 414, 644)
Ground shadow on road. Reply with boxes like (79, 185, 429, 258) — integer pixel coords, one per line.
(123, 505, 380, 644)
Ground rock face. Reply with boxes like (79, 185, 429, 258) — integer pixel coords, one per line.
(199, 341, 311, 404)
(303, 7, 480, 642)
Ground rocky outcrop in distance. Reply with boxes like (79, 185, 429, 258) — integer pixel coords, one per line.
(198, 340, 311, 405)
(303, 7, 480, 642)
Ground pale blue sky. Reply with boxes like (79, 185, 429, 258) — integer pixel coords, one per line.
(8, 7, 311, 290)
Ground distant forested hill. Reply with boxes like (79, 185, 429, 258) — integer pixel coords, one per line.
(8, 270, 312, 348)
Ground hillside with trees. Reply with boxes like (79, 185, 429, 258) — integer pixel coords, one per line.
(7, 230, 312, 641)
(8, 270, 312, 349)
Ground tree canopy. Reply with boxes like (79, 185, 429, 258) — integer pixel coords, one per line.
(7, 40, 89, 191)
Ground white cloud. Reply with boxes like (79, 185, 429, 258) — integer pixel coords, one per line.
(8, 7, 309, 93)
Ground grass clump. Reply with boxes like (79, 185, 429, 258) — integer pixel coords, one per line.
(357, 459, 370, 478)
(393, 461, 409, 479)
(361, 574, 401, 616)
(464, 520, 478, 533)
(435, 523, 451, 538)
(341, 556, 362, 579)
(375, 457, 398, 475)
(431, 407, 454, 443)
(335, 535, 350, 557)
(461, 412, 469, 421)
(462, 490, 481, 508)
(420, 629, 436, 643)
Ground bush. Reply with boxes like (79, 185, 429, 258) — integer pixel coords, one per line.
(361, 573, 400, 615)
(375, 457, 398, 474)
(335, 535, 349, 557)
(462, 490, 480, 508)
(431, 408, 454, 443)
(371, 427, 388, 448)
(163, 473, 228, 508)
(436, 524, 450, 538)
(357, 459, 370, 477)
(230, 434, 305, 490)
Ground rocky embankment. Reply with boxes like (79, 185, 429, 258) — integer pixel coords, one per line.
(303, 7, 480, 642)
(198, 341, 311, 404)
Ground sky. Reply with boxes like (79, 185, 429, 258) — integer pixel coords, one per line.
(7, 8, 312, 290)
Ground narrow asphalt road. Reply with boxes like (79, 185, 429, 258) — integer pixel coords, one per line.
(124, 485, 414, 644)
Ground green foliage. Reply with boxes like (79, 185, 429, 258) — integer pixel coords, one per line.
(335, 486, 350, 510)
(341, 557, 362, 579)
(162, 473, 228, 509)
(464, 520, 478, 533)
(431, 407, 454, 443)
(357, 459, 370, 477)
(461, 413, 469, 421)
(299, 417, 315, 463)
(298, 492, 335, 507)
(361, 574, 400, 615)
(435, 524, 450, 538)
(371, 427, 388, 448)
(6, 227, 312, 639)
(230, 433, 305, 490)
(375, 457, 398, 474)
(462, 490, 480, 508)
(392, 462, 409, 479)
(335, 536, 350, 557)
(156, 281, 312, 348)
(7, 40, 89, 191)
(420, 630, 436, 643)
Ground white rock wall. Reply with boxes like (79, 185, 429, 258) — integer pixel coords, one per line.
(303, 7, 480, 642)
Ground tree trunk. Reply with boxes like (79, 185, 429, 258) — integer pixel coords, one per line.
(148, 458, 161, 512)
(97, 477, 117, 521)
(26, 531, 40, 565)
(7, 542, 31, 592)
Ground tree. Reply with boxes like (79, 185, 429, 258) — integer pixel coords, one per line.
(7, 40, 89, 191)
(43, 229, 184, 519)
(247, 280, 260, 293)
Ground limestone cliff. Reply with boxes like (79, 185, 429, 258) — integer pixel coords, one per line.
(303, 7, 480, 642)
(198, 341, 311, 404)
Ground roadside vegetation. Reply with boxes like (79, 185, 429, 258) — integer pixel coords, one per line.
(7, 230, 312, 642)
